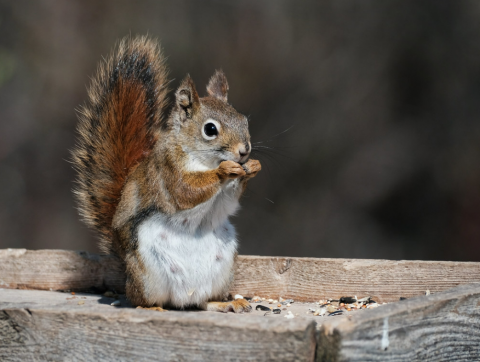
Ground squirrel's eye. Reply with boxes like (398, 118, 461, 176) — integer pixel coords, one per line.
(204, 123, 217, 136)
(202, 120, 220, 140)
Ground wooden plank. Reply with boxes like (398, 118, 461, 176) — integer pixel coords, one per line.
(0, 249, 125, 292)
(231, 256, 480, 302)
(0, 289, 316, 362)
(2, 249, 480, 302)
(316, 282, 480, 362)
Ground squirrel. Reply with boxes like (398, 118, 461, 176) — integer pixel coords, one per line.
(72, 36, 261, 312)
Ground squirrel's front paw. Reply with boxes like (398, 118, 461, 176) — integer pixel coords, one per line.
(207, 299, 252, 313)
(218, 160, 246, 180)
(242, 159, 261, 179)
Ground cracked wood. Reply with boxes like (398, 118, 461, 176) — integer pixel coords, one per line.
(0, 289, 316, 362)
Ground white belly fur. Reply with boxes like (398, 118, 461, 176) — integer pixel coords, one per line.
(137, 179, 241, 308)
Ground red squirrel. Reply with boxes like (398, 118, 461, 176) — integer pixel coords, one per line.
(72, 36, 261, 312)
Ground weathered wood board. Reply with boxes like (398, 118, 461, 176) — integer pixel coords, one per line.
(0, 289, 316, 362)
(0, 249, 125, 292)
(1, 284, 479, 361)
(1, 249, 480, 302)
(317, 282, 480, 362)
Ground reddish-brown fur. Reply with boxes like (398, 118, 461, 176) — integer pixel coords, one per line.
(72, 36, 168, 253)
(73, 36, 261, 312)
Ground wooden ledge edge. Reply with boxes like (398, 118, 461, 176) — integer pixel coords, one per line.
(1, 249, 480, 303)
(316, 282, 480, 361)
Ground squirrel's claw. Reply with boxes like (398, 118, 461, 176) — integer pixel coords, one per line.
(242, 159, 261, 179)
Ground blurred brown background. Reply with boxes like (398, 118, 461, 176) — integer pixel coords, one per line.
(1, 0, 480, 261)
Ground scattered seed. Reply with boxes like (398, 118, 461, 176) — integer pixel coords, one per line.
(339, 297, 356, 304)
(314, 308, 326, 316)
(277, 304, 282, 307)
(286, 303, 291, 307)
(284, 314, 295, 319)
(78, 301, 84, 305)
(326, 305, 337, 314)
(357, 296, 371, 303)
(328, 311, 343, 317)
(425, 290, 431, 296)
(255, 305, 271, 311)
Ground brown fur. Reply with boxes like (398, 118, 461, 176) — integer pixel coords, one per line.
(207, 299, 252, 313)
(73, 36, 261, 311)
(206, 70, 229, 102)
(72, 36, 169, 253)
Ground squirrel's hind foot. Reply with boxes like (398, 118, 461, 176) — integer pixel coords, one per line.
(136, 306, 167, 312)
(207, 299, 252, 313)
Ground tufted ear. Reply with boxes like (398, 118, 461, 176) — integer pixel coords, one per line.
(175, 74, 200, 119)
(206, 70, 229, 103)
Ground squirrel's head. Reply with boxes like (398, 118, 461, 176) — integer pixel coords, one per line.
(170, 70, 251, 168)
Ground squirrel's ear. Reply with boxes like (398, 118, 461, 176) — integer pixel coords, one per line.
(175, 75, 200, 119)
(206, 70, 229, 103)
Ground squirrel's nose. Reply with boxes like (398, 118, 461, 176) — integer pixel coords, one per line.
(238, 142, 250, 158)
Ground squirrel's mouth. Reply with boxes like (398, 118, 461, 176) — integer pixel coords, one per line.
(238, 158, 249, 166)
(219, 152, 248, 165)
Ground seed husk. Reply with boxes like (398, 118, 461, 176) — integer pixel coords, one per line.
(255, 305, 271, 311)
(328, 311, 343, 317)
(339, 297, 356, 304)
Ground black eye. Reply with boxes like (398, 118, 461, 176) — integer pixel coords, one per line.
(204, 123, 218, 137)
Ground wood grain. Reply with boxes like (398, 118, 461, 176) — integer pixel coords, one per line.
(0, 289, 316, 362)
(231, 256, 480, 302)
(0, 249, 125, 292)
(2, 249, 480, 302)
(316, 282, 480, 362)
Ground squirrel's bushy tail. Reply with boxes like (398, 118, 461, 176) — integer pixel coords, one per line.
(72, 36, 169, 253)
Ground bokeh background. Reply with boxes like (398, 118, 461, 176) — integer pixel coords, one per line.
(1, 0, 480, 261)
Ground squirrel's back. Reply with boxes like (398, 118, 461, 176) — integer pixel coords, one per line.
(72, 36, 169, 252)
